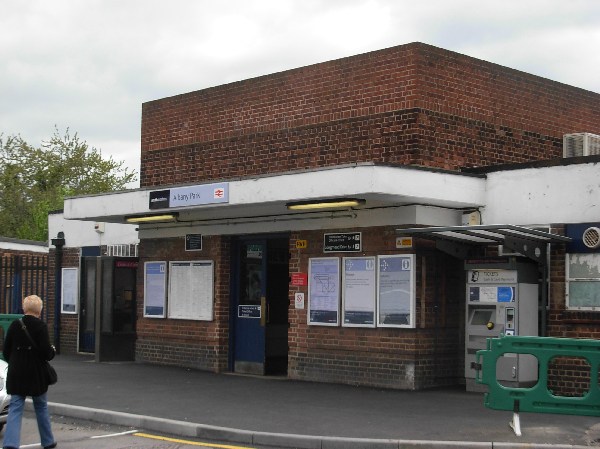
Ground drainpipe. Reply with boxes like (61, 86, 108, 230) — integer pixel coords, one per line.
(51, 231, 65, 354)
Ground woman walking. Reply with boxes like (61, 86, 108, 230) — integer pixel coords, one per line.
(2, 295, 57, 449)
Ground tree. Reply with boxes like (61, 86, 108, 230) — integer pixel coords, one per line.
(0, 128, 137, 241)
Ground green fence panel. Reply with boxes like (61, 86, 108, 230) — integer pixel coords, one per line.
(0, 313, 23, 360)
(476, 335, 600, 416)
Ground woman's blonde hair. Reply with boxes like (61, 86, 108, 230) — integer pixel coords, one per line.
(23, 294, 43, 316)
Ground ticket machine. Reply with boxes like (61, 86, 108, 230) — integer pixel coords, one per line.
(465, 259, 538, 391)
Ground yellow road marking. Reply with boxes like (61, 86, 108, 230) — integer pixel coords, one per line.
(134, 432, 257, 449)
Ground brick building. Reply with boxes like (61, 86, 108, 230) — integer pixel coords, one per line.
(63, 42, 600, 390)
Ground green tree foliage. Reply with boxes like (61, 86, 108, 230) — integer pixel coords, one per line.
(0, 128, 137, 241)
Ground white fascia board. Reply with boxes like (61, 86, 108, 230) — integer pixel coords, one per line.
(64, 165, 485, 222)
(232, 165, 485, 207)
(483, 162, 600, 225)
(49, 212, 138, 248)
(64, 190, 149, 221)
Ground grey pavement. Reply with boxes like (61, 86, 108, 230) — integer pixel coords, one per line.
(39, 354, 600, 449)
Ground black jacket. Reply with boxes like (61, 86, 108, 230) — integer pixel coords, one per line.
(3, 314, 55, 396)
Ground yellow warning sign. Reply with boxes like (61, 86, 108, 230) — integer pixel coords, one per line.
(396, 237, 413, 249)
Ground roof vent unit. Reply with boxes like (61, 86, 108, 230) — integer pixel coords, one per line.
(582, 226, 600, 249)
(563, 133, 600, 158)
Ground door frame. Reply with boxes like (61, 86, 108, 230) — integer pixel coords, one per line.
(228, 233, 289, 373)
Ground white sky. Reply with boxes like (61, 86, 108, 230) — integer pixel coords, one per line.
(1, 0, 599, 187)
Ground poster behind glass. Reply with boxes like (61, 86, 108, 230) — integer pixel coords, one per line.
(342, 257, 376, 327)
(144, 261, 167, 318)
(308, 257, 340, 326)
(168, 261, 214, 321)
(377, 254, 415, 328)
(61, 268, 78, 314)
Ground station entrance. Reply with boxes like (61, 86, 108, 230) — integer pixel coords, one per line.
(79, 256, 138, 361)
(230, 235, 289, 375)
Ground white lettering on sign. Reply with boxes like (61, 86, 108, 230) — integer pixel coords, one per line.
(468, 270, 518, 284)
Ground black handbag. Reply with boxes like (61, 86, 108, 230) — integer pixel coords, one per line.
(19, 319, 58, 385)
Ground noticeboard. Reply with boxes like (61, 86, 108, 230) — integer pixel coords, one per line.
(308, 257, 340, 326)
(342, 257, 376, 327)
(144, 261, 167, 318)
(377, 254, 416, 328)
(61, 268, 78, 314)
(168, 261, 214, 321)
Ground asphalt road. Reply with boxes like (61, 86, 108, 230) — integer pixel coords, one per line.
(15, 412, 277, 449)
(39, 354, 600, 448)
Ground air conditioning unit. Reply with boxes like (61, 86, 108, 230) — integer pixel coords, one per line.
(563, 133, 600, 158)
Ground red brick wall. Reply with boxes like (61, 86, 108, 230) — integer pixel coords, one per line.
(135, 235, 231, 371)
(58, 248, 80, 353)
(140, 42, 600, 187)
(288, 227, 464, 389)
(47, 247, 80, 354)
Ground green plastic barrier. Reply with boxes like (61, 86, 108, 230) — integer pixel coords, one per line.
(476, 335, 600, 417)
(0, 314, 23, 361)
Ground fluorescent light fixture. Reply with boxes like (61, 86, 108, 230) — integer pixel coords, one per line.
(125, 213, 178, 224)
(286, 198, 365, 211)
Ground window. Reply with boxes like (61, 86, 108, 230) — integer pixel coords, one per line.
(566, 253, 600, 310)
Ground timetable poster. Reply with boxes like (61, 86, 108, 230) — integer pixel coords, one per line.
(377, 254, 415, 328)
(308, 257, 340, 326)
(168, 261, 214, 321)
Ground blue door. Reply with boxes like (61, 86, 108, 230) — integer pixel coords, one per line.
(234, 240, 267, 374)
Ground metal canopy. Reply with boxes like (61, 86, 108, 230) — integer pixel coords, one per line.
(396, 224, 571, 263)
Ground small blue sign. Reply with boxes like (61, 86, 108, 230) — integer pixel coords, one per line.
(497, 286, 514, 302)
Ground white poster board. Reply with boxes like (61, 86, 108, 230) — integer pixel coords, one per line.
(308, 257, 340, 326)
(144, 261, 167, 318)
(168, 261, 214, 321)
(61, 267, 78, 314)
(342, 257, 376, 327)
(377, 254, 416, 328)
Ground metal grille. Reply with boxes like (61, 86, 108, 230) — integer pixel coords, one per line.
(105, 244, 139, 257)
(563, 133, 600, 157)
(0, 254, 48, 317)
(582, 227, 600, 249)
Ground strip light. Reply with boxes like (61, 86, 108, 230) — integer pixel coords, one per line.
(125, 214, 178, 224)
(286, 198, 365, 211)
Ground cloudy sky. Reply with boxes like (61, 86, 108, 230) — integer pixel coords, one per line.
(1, 0, 599, 187)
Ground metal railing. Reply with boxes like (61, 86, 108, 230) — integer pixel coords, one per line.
(0, 254, 48, 316)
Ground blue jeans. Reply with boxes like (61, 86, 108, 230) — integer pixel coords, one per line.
(3, 393, 55, 448)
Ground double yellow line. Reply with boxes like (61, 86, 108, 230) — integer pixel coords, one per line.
(134, 432, 257, 449)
